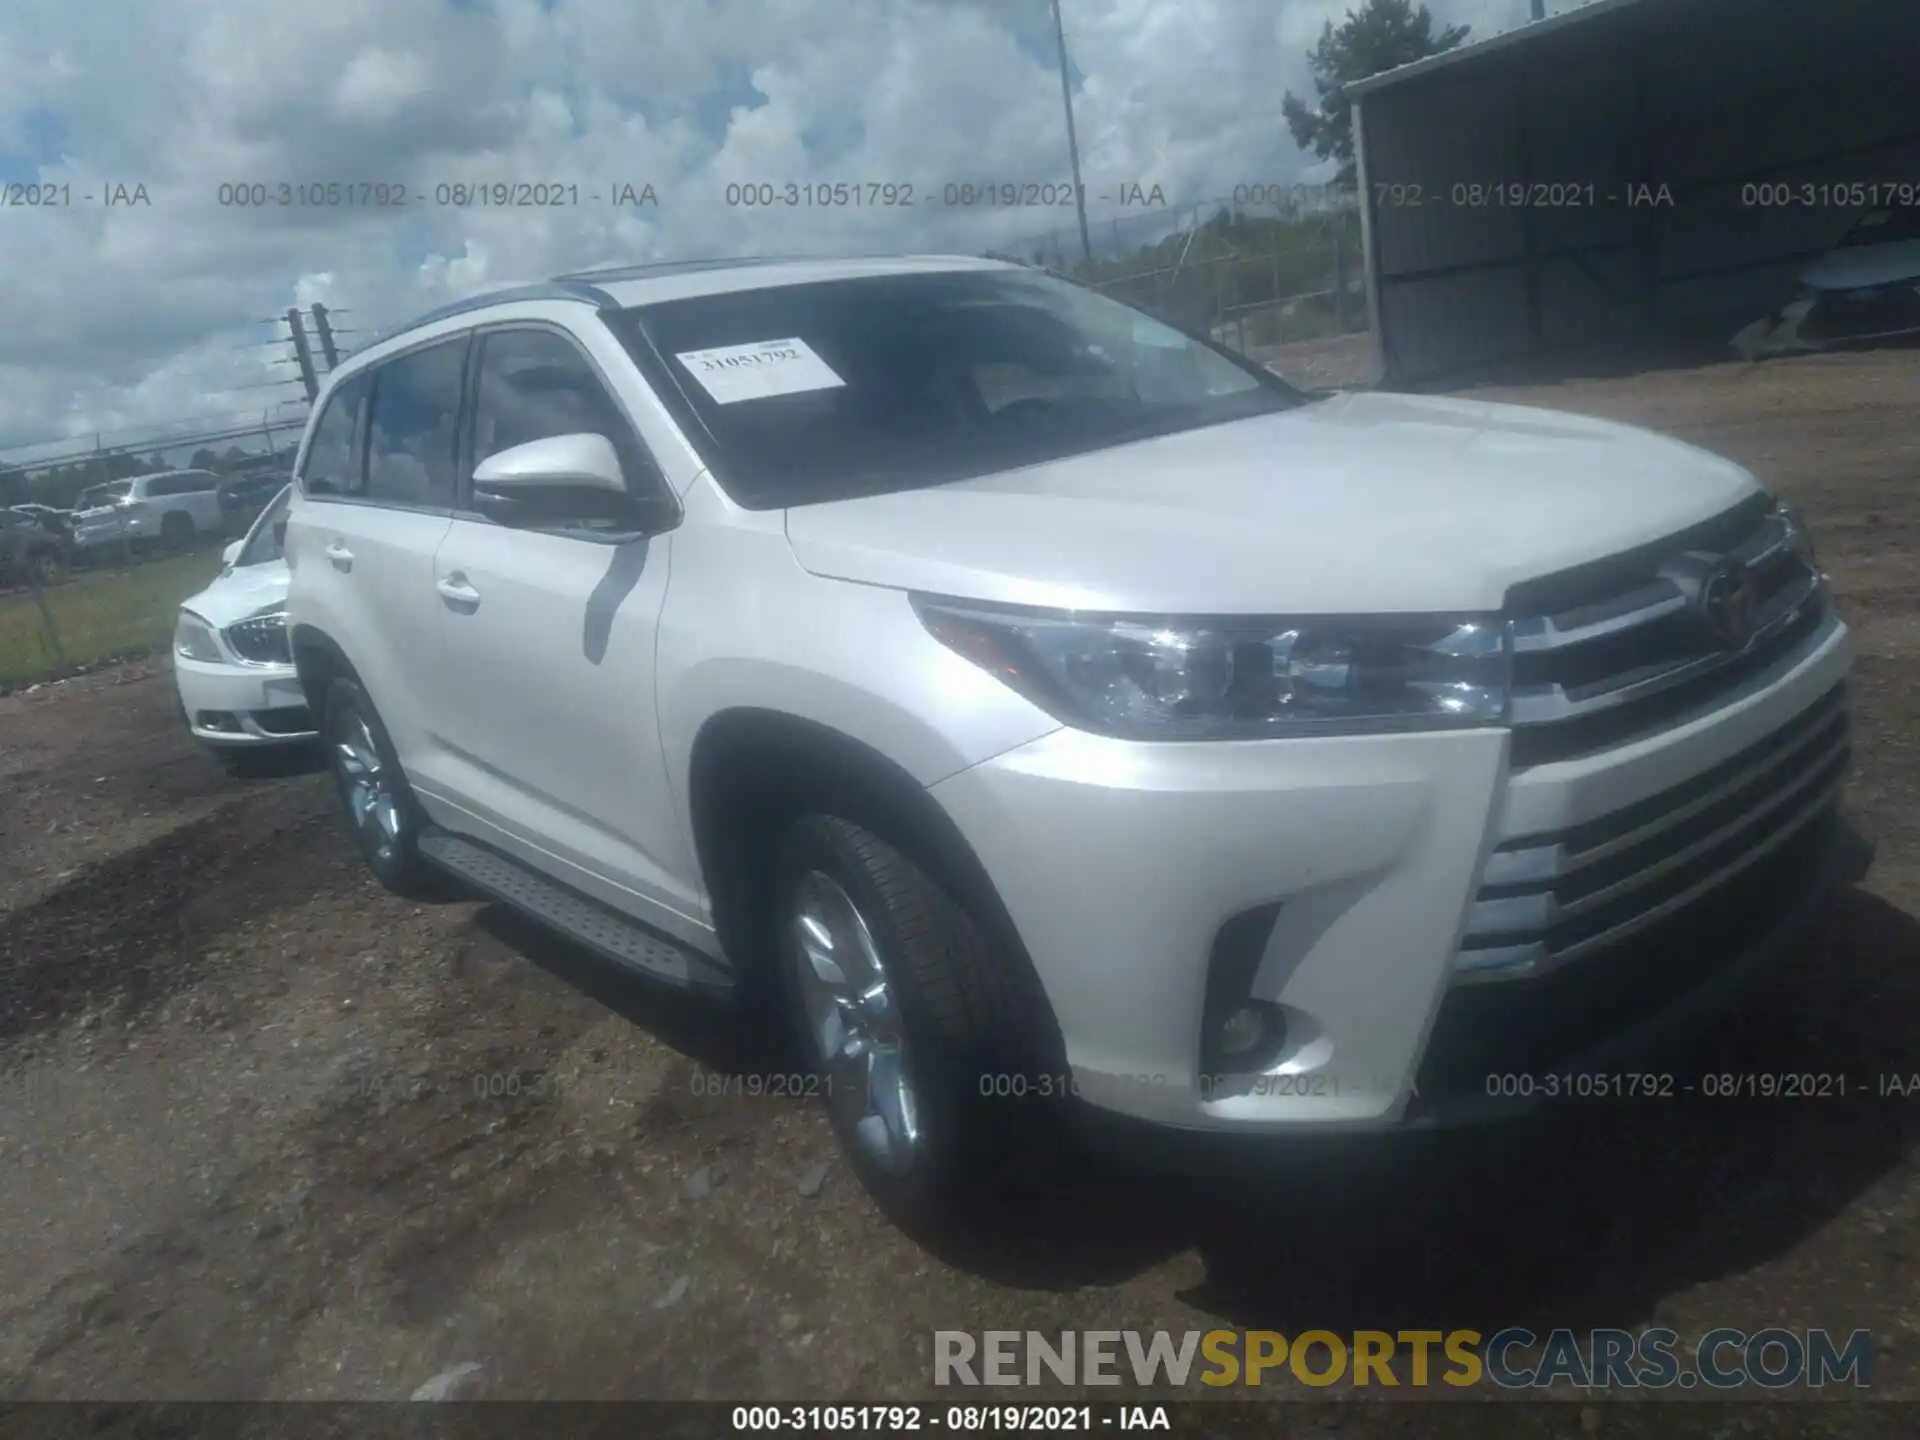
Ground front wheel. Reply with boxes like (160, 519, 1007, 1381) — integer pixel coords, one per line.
(322, 676, 442, 898)
(774, 814, 1048, 1235)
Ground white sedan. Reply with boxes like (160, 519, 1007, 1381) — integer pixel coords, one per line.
(172, 485, 317, 773)
(1734, 205, 1920, 357)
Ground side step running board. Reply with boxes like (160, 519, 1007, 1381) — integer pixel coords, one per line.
(418, 828, 735, 997)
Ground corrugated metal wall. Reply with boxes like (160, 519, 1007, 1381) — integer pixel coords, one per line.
(1357, 0, 1920, 385)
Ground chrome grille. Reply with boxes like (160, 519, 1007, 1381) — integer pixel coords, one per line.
(1457, 682, 1850, 984)
(1506, 498, 1830, 767)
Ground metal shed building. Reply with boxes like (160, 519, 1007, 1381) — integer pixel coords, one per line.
(1346, 0, 1920, 386)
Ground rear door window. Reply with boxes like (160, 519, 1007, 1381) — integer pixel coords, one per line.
(300, 374, 369, 496)
(364, 338, 469, 509)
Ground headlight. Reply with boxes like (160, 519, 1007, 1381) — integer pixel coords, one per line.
(173, 613, 223, 663)
(912, 596, 1509, 740)
(223, 606, 292, 665)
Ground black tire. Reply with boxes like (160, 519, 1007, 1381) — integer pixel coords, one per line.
(772, 813, 1045, 1235)
(159, 511, 194, 550)
(321, 675, 443, 898)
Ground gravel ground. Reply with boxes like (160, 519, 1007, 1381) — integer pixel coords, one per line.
(2, 347, 1919, 1430)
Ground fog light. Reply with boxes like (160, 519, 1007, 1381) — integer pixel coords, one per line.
(1218, 1004, 1269, 1058)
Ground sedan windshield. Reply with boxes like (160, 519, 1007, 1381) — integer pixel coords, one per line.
(615, 268, 1305, 508)
(236, 486, 292, 566)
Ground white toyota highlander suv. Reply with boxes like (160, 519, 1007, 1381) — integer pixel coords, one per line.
(282, 255, 1870, 1229)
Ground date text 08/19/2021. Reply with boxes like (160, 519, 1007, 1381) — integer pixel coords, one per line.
(730, 1405, 1169, 1433)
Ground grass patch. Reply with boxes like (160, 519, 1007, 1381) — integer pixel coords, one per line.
(0, 550, 225, 689)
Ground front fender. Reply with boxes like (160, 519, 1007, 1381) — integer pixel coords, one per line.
(655, 520, 1060, 845)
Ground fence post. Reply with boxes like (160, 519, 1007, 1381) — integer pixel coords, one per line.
(1331, 218, 1347, 332)
(29, 562, 65, 668)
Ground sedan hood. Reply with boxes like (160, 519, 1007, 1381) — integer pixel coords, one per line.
(181, 558, 290, 628)
(1801, 239, 1920, 293)
(783, 392, 1761, 615)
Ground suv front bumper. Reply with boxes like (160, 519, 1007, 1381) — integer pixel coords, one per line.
(929, 614, 1864, 1138)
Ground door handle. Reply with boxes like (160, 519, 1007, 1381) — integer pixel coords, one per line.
(436, 574, 481, 607)
(324, 540, 354, 572)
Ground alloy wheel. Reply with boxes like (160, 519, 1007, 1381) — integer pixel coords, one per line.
(333, 710, 403, 863)
(789, 870, 923, 1176)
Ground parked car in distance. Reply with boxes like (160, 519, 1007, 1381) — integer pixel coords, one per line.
(9, 502, 76, 538)
(173, 485, 315, 774)
(1733, 205, 1920, 357)
(219, 471, 292, 532)
(285, 256, 1870, 1235)
(71, 470, 225, 555)
(0, 506, 68, 587)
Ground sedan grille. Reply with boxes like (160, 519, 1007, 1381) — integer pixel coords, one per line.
(1457, 681, 1850, 983)
(223, 611, 292, 665)
(1505, 494, 1829, 767)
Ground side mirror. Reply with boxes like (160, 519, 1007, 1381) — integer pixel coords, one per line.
(472, 433, 625, 496)
(221, 539, 244, 567)
(470, 433, 673, 533)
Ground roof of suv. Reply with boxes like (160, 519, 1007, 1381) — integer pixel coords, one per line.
(357, 253, 1021, 363)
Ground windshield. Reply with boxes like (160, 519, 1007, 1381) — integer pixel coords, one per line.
(78, 481, 133, 508)
(236, 485, 292, 566)
(616, 269, 1305, 508)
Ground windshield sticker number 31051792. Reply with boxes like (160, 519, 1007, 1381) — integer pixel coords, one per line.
(673, 338, 847, 405)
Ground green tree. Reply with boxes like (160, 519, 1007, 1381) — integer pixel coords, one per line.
(1282, 0, 1470, 188)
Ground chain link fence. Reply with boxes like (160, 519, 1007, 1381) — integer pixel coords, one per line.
(991, 185, 1371, 378)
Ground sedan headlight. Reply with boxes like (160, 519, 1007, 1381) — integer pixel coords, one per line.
(223, 606, 292, 666)
(173, 613, 223, 663)
(913, 596, 1509, 740)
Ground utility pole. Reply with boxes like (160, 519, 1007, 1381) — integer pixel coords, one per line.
(1049, 0, 1095, 268)
(1530, 0, 1545, 18)
(310, 303, 340, 370)
(286, 308, 319, 402)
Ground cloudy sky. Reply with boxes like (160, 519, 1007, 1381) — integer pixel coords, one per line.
(0, 0, 1574, 464)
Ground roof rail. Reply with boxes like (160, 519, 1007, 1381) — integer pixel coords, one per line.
(371, 278, 621, 350)
(552, 252, 1011, 285)
(551, 256, 814, 284)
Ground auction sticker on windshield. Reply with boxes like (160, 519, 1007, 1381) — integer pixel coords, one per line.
(673, 337, 847, 404)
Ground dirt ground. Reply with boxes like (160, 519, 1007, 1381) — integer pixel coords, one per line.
(3, 346, 1920, 1427)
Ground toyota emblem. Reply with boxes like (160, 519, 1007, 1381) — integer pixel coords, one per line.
(1699, 562, 1760, 650)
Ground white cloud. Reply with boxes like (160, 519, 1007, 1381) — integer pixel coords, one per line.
(0, 0, 1549, 459)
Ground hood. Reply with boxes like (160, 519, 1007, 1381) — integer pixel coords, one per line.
(1801, 238, 1920, 293)
(782, 392, 1762, 615)
(181, 558, 290, 628)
